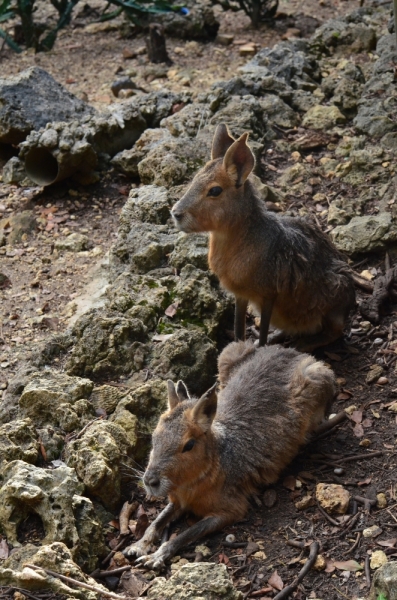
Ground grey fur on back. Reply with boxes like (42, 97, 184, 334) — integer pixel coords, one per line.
(214, 343, 336, 488)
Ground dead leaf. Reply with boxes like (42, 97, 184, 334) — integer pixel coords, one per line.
(353, 423, 364, 438)
(377, 539, 397, 547)
(246, 541, 260, 557)
(39, 438, 47, 461)
(268, 570, 284, 591)
(135, 513, 149, 540)
(324, 558, 335, 573)
(165, 302, 179, 318)
(337, 392, 352, 401)
(362, 418, 373, 428)
(120, 570, 149, 596)
(0, 538, 9, 559)
(333, 560, 363, 572)
(263, 489, 278, 508)
(283, 475, 296, 491)
(324, 352, 342, 362)
(218, 553, 230, 565)
(108, 520, 120, 530)
(357, 477, 372, 486)
(351, 410, 363, 424)
(371, 409, 380, 419)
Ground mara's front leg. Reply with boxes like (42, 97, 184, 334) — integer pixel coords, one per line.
(259, 297, 275, 346)
(235, 297, 248, 341)
(136, 515, 228, 570)
(123, 502, 182, 560)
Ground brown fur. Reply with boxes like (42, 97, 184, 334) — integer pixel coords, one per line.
(171, 124, 356, 350)
(124, 343, 336, 569)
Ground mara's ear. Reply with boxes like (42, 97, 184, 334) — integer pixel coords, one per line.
(176, 380, 190, 401)
(191, 383, 218, 431)
(211, 124, 235, 160)
(223, 132, 255, 188)
(167, 380, 181, 410)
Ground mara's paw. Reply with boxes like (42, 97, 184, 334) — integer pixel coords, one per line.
(135, 546, 169, 571)
(123, 540, 151, 560)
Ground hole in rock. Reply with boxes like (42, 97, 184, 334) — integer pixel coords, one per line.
(17, 512, 45, 545)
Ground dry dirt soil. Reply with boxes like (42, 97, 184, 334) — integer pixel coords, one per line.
(2, 1, 397, 600)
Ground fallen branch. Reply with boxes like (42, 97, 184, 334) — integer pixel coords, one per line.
(25, 564, 126, 600)
(314, 411, 347, 436)
(365, 555, 371, 587)
(119, 500, 138, 536)
(101, 534, 133, 567)
(337, 451, 383, 464)
(273, 541, 319, 600)
(250, 587, 273, 597)
(342, 531, 361, 555)
(353, 495, 377, 512)
(94, 565, 131, 579)
(317, 504, 342, 527)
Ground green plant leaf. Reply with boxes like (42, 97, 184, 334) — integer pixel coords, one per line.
(0, 27, 22, 51)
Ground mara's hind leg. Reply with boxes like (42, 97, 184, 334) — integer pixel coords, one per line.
(234, 297, 248, 342)
(291, 309, 346, 353)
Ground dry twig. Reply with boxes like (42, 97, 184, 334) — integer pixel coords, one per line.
(119, 500, 138, 536)
(273, 541, 319, 600)
(25, 564, 126, 599)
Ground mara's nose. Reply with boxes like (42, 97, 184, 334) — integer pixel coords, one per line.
(144, 472, 160, 489)
(171, 208, 184, 221)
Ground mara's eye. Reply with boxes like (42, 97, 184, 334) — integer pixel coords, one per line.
(182, 439, 195, 453)
(207, 186, 223, 197)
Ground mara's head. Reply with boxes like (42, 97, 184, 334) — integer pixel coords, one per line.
(143, 380, 218, 498)
(171, 124, 255, 234)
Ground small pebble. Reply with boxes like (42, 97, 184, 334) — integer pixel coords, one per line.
(334, 468, 344, 475)
(225, 534, 235, 543)
(377, 377, 389, 385)
(374, 338, 383, 345)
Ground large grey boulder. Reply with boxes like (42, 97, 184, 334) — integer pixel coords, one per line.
(331, 213, 397, 255)
(0, 67, 95, 145)
(370, 561, 397, 599)
(148, 562, 243, 600)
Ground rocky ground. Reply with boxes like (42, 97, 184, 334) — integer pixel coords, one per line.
(1, 1, 397, 599)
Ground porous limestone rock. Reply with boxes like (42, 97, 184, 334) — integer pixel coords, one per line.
(302, 105, 346, 130)
(316, 483, 350, 514)
(2, 157, 30, 185)
(107, 272, 172, 324)
(143, 0, 219, 40)
(331, 213, 397, 255)
(0, 542, 106, 599)
(64, 420, 133, 509)
(55, 233, 90, 252)
(123, 185, 172, 225)
(371, 550, 388, 570)
(169, 233, 209, 272)
(18, 370, 94, 431)
(90, 384, 129, 415)
(0, 210, 37, 244)
(0, 460, 84, 548)
(370, 561, 397, 600)
(111, 201, 178, 273)
(109, 379, 168, 461)
(148, 562, 243, 600)
(172, 265, 234, 339)
(310, 10, 377, 53)
(138, 133, 210, 187)
(0, 67, 95, 144)
(0, 419, 39, 467)
(241, 39, 320, 90)
(149, 328, 217, 395)
(65, 308, 148, 378)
